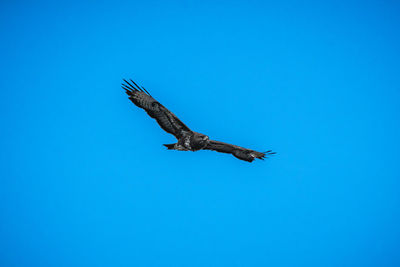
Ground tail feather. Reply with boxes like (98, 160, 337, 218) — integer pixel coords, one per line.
(163, 143, 176, 150)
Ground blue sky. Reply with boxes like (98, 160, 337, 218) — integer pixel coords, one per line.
(1, 0, 400, 266)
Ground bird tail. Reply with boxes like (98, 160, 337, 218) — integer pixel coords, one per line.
(163, 143, 176, 150)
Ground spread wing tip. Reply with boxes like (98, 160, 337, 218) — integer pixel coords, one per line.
(252, 150, 276, 161)
(122, 79, 152, 96)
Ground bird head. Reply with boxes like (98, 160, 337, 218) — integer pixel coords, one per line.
(191, 132, 210, 150)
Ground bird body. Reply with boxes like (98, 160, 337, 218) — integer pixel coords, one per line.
(164, 131, 209, 151)
(122, 79, 275, 162)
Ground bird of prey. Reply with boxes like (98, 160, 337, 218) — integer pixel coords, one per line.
(122, 79, 275, 162)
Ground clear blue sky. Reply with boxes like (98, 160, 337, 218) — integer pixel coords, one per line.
(1, 1, 400, 266)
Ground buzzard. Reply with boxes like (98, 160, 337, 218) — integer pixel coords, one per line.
(122, 79, 275, 162)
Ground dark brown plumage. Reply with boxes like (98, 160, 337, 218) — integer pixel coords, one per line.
(122, 79, 275, 162)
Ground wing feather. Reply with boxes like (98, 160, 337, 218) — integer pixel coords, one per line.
(205, 140, 275, 162)
(122, 79, 191, 139)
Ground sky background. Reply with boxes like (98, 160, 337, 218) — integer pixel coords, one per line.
(1, 0, 400, 266)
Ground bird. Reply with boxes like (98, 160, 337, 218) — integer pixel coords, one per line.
(122, 79, 276, 162)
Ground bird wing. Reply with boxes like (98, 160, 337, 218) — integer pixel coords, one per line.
(204, 140, 275, 162)
(122, 79, 192, 139)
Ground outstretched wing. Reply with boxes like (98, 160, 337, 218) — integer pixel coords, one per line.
(122, 79, 192, 139)
(205, 140, 275, 162)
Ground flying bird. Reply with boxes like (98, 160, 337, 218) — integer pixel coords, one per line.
(122, 79, 275, 162)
